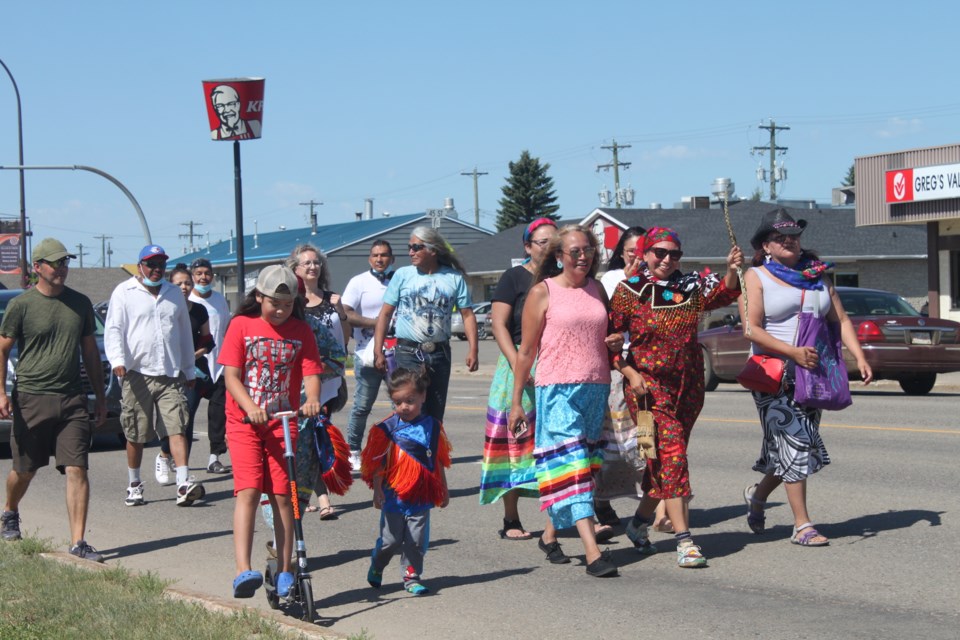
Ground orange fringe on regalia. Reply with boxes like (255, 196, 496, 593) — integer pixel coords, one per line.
(321, 421, 354, 496)
(360, 414, 452, 507)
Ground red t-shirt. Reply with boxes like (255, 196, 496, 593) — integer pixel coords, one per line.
(218, 314, 324, 425)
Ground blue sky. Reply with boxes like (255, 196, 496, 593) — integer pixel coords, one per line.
(2, 1, 958, 266)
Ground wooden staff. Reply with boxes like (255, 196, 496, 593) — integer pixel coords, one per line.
(722, 195, 750, 336)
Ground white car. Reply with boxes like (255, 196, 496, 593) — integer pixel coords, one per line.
(451, 301, 491, 340)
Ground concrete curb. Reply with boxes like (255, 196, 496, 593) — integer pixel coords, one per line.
(40, 552, 346, 640)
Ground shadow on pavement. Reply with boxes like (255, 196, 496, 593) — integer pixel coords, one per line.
(311, 538, 459, 572)
(103, 529, 232, 559)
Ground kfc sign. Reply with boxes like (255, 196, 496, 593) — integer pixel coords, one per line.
(886, 162, 960, 203)
(202, 77, 265, 141)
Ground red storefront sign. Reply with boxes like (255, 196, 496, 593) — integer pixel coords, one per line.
(202, 78, 265, 141)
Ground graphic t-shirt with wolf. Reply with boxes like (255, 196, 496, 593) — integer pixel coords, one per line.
(384, 265, 471, 344)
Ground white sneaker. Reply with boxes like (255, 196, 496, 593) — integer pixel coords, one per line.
(154, 454, 174, 486)
(125, 482, 145, 507)
(176, 479, 206, 506)
(349, 450, 362, 472)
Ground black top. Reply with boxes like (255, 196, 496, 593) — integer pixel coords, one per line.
(492, 264, 534, 345)
(187, 302, 211, 377)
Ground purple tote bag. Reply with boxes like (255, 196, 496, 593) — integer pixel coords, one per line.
(794, 290, 852, 411)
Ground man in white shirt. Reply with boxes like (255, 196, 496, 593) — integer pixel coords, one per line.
(188, 258, 231, 474)
(105, 245, 204, 507)
(341, 240, 395, 470)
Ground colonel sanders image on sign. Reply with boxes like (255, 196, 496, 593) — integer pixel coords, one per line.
(209, 84, 262, 141)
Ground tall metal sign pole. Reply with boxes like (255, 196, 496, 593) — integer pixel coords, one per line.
(202, 77, 265, 306)
(0, 58, 28, 287)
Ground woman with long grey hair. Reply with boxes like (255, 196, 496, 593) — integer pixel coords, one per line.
(373, 226, 479, 423)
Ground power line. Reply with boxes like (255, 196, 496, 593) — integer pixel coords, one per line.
(75, 242, 89, 268)
(179, 221, 203, 254)
(299, 200, 323, 234)
(94, 234, 112, 267)
(460, 167, 488, 226)
(752, 120, 789, 200)
(596, 139, 633, 207)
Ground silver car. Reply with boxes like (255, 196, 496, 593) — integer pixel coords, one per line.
(451, 301, 491, 341)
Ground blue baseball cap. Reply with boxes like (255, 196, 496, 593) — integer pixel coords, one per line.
(139, 245, 169, 262)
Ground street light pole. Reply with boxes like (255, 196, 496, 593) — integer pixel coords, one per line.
(0, 57, 28, 288)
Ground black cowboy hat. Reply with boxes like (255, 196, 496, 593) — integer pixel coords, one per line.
(750, 207, 807, 250)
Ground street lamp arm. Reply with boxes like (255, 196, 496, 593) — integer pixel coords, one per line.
(0, 164, 152, 244)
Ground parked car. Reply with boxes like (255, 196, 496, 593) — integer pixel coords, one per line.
(451, 301, 491, 341)
(0, 290, 123, 446)
(698, 287, 960, 395)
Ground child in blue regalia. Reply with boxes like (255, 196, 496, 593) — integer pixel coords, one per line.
(361, 367, 451, 595)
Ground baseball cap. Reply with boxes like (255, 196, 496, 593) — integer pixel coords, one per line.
(32, 238, 77, 263)
(139, 245, 169, 262)
(256, 265, 298, 301)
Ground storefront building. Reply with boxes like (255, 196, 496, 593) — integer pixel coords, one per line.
(856, 143, 960, 321)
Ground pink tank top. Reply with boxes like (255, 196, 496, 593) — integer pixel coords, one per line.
(535, 278, 611, 386)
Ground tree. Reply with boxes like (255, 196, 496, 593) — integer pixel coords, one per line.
(842, 163, 855, 186)
(749, 186, 763, 202)
(495, 150, 560, 231)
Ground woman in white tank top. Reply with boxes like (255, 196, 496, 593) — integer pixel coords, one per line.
(740, 209, 873, 547)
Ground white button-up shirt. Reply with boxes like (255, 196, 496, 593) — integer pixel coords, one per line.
(105, 277, 196, 380)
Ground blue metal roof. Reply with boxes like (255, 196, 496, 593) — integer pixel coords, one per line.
(171, 213, 427, 267)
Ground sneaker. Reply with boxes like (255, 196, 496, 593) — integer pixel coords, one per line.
(367, 560, 383, 588)
(125, 482, 145, 507)
(625, 518, 659, 556)
(537, 536, 571, 564)
(585, 553, 619, 577)
(154, 454, 174, 486)
(207, 458, 229, 474)
(349, 450, 362, 472)
(677, 542, 708, 568)
(68, 540, 104, 563)
(404, 581, 430, 595)
(1, 510, 21, 541)
(176, 480, 206, 506)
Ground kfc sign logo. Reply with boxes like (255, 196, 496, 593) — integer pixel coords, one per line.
(885, 168, 914, 203)
(202, 77, 265, 141)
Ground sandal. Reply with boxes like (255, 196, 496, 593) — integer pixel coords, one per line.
(304, 505, 320, 514)
(318, 506, 340, 520)
(743, 484, 766, 535)
(791, 523, 829, 547)
(498, 518, 533, 541)
(594, 522, 616, 543)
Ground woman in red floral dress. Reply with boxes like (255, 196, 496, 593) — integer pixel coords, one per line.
(609, 227, 742, 568)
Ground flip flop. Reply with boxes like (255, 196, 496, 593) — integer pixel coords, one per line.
(304, 505, 321, 514)
(232, 570, 263, 598)
(594, 523, 616, 543)
(499, 518, 533, 540)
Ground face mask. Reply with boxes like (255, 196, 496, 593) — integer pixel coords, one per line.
(140, 265, 163, 287)
(371, 267, 393, 283)
(193, 283, 213, 295)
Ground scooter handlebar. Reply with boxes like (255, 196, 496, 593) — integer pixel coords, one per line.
(241, 409, 305, 424)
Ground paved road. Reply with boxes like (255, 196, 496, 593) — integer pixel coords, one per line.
(6, 339, 959, 639)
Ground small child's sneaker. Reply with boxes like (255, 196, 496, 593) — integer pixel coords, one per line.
(367, 561, 382, 588)
(404, 581, 430, 596)
(677, 541, 708, 568)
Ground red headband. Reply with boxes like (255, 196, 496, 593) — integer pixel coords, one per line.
(643, 226, 681, 251)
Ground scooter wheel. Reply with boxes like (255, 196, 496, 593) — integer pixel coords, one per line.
(299, 576, 316, 622)
(264, 561, 279, 610)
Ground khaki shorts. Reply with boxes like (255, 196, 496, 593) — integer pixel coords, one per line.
(11, 391, 90, 474)
(120, 370, 188, 444)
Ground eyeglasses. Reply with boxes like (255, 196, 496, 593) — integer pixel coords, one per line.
(767, 233, 800, 244)
(408, 243, 428, 252)
(528, 238, 551, 247)
(40, 257, 70, 268)
(647, 248, 683, 261)
(213, 100, 239, 113)
(142, 260, 167, 270)
(298, 260, 322, 268)
(562, 247, 597, 260)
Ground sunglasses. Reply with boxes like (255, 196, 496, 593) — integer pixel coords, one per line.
(40, 257, 71, 268)
(142, 260, 167, 270)
(528, 238, 551, 247)
(408, 243, 428, 252)
(647, 247, 683, 261)
(562, 247, 597, 260)
(767, 233, 800, 244)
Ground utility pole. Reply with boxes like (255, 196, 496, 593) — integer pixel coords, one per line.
(596, 139, 633, 207)
(75, 243, 88, 268)
(179, 221, 203, 253)
(94, 234, 112, 267)
(752, 119, 790, 200)
(299, 200, 322, 234)
(460, 167, 488, 226)
(106, 241, 113, 268)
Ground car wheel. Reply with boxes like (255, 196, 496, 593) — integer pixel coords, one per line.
(703, 348, 719, 392)
(477, 324, 487, 341)
(455, 334, 466, 341)
(899, 373, 936, 395)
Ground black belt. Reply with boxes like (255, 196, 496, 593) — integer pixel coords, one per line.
(396, 337, 449, 353)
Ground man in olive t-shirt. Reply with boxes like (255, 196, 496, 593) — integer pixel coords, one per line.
(0, 238, 107, 562)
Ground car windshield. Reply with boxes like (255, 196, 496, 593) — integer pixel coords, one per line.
(838, 290, 920, 317)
